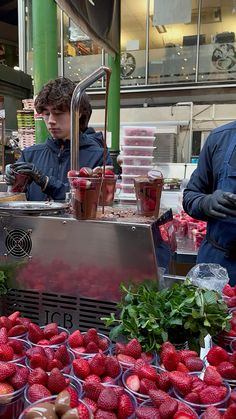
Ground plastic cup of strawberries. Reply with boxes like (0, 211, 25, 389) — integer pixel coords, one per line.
(7, 338, 32, 366)
(205, 345, 236, 389)
(0, 311, 31, 339)
(25, 344, 74, 374)
(0, 362, 29, 419)
(24, 370, 82, 406)
(113, 338, 156, 371)
(27, 322, 69, 347)
(137, 394, 198, 419)
(68, 328, 112, 358)
(18, 394, 93, 419)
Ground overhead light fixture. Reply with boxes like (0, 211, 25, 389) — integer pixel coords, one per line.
(156, 25, 167, 33)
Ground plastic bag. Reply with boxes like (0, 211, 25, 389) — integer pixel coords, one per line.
(186, 263, 229, 293)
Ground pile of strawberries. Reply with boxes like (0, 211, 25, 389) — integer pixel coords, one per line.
(206, 345, 236, 380)
(72, 353, 121, 383)
(0, 311, 30, 338)
(82, 382, 135, 418)
(114, 338, 154, 367)
(23, 387, 90, 419)
(135, 389, 198, 419)
(222, 284, 236, 308)
(68, 328, 110, 356)
(0, 362, 29, 399)
(159, 342, 204, 372)
(26, 344, 72, 372)
(26, 366, 80, 403)
(27, 322, 68, 346)
(0, 328, 29, 362)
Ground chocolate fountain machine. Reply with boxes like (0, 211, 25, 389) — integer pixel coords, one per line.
(0, 67, 172, 333)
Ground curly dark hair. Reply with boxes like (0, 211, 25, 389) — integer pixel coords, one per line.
(34, 77, 92, 132)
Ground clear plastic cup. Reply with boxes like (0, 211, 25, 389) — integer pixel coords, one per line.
(99, 176, 117, 206)
(18, 395, 93, 419)
(25, 347, 74, 374)
(134, 175, 163, 217)
(0, 364, 27, 419)
(27, 326, 69, 347)
(8, 338, 32, 365)
(69, 176, 102, 220)
(139, 399, 198, 419)
(69, 332, 111, 358)
(11, 169, 30, 193)
(24, 373, 82, 405)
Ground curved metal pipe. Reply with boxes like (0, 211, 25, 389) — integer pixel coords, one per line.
(70, 66, 111, 171)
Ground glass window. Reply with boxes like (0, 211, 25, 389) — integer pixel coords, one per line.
(198, 0, 236, 82)
(148, 0, 198, 84)
(120, 0, 147, 86)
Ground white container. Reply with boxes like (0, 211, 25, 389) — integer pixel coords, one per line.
(122, 155, 154, 166)
(120, 183, 135, 194)
(122, 146, 155, 156)
(123, 126, 156, 137)
(121, 174, 138, 184)
(123, 136, 155, 146)
(122, 165, 153, 176)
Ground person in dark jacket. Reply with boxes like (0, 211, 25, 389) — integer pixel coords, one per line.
(5, 77, 112, 201)
(183, 121, 236, 284)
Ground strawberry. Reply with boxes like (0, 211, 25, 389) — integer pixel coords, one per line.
(28, 323, 44, 343)
(8, 325, 26, 337)
(44, 347, 55, 361)
(28, 367, 48, 386)
(73, 358, 90, 380)
(206, 346, 229, 366)
(8, 311, 20, 324)
(30, 353, 48, 370)
(37, 339, 50, 346)
(85, 341, 99, 353)
(50, 331, 67, 345)
(95, 409, 117, 418)
(98, 338, 109, 352)
(68, 330, 84, 348)
(0, 383, 14, 402)
(47, 368, 67, 394)
(43, 322, 58, 339)
(0, 316, 12, 331)
(148, 389, 172, 408)
(179, 350, 198, 362)
(224, 403, 236, 419)
(83, 381, 102, 401)
(139, 378, 157, 394)
(0, 327, 8, 344)
(104, 356, 120, 378)
(117, 392, 134, 419)
(0, 344, 14, 361)
(54, 345, 70, 366)
(173, 412, 197, 419)
(115, 342, 126, 354)
(8, 365, 29, 389)
(135, 406, 160, 419)
(97, 387, 118, 410)
(217, 361, 236, 379)
(169, 371, 193, 396)
(159, 398, 178, 419)
(47, 358, 64, 371)
(117, 354, 136, 365)
(26, 346, 45, 359)
(162, 347, 180, 371)
(85, 374, 101, 383)
(184, 392, 200, 404)
(8, 339, 24, 354)
(101, 376, 115, 384)
(83, 329, 99, 347)
(176, 362, 189, 373)
(125, 374, 140, 392)
(157, 371, 171, 391)
(199, 385, 227, 404)
(138, 365, 158, 382)
(0, 362, 16, 381)
(89, 353, 106, 376)
(204, 366, 223, 386)
(27, 383, 52, 403)
(201, 406, 222, 419)
(184, 357, 204, 372)
(125, 338, 142, 359)
(223, 284, 235, 297)
(82, 397, 97, 413)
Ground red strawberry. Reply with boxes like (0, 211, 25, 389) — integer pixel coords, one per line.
(30, 353, 48, 371)
(0, 344, 14, 361)
(0, 327, 8, 344)
(98, 338, 109, 352)
(68, 330, 84, 348)
(43, 323, 58, 339)
(26, 346, 45, 359)
(28, 367, 48, 386)
(204, 366, 223, 386)
(8, 365, 29, 389)
(50, 331, 67, 345)
(217, 361, 236, 379)
(117, 392, 134, 418)
(0, 316, 12, 331)
(200, 406, 222, 419)
(54, 345, 70, 366)
(115, 342, 126, 354)
(224, 403, 236, 419)
(104, 356, 120, 378)
(44, 347, 55, 361)
(8, 339, 24, 354)
(85, 341, 99, 353)
(184, 392, 200, 404)
(95, 409, 117, 418)
(169, 371, 193, 396)
(184, 357, 204, 372)
(47, 368, 67, 394)
(117, 354, 136, 365)
(27, 383, 52, 403)
(8, 311, 20, 324)
(37, 339, 50, 346)
(82, 397, 97, 413)
(101, 376, 115, 384)
(89, 353, 106, 376)
(199, 385, 227, 404)
(135, 406, 160, 419)
(223, 284, 235, 297)
(139, 378, 157, 394)
(174, 412, 197, 419)
(138, 365, 158, 382)
(73, 358, 90, 380)
(0, 362, 16, 380)
(47, 358, 64, 371)
(162, 347, 180, 371)
(206, 346, 229, 366)
(179, 350, 198, 362)
(8, 325, 26, 337)
(28, 323, 44, 343)
(125, 374, 140, 392)
(83, 328, 99, 347)
(85, 374, 101, 383)
(148, 389, 172, 408)
(125, 338, 142, 359)
(97, 387, 118, 410)
(159, 398, 178, 419)
(157, 372, 171, 391)
(66, 387, 79, 408)
(176, 362, 189, 373)
(83, 381, 102, 401)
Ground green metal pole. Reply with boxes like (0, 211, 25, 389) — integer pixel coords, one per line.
(32, 0, 58, 143)
(107, 53, 120, 171)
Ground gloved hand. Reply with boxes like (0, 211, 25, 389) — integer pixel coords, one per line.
(12, 162, 48, 190)
(5, 164, 16, 185)
(199, 190, 236, 219)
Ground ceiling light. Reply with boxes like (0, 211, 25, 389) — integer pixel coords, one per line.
(156, 25, 167, 33)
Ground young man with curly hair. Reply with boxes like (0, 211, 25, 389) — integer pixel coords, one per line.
(5, 77, 112, 201)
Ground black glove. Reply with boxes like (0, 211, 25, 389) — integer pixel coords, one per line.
(199, 190, 236, 219)
(12, 162, 48, 190)
(5, 164, 16, 185)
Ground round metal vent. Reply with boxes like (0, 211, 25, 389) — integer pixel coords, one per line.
(5, 229, 32, 258)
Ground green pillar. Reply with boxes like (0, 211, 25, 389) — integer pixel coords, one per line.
(107, 53, 120, 171)
(32, 0, 58, 143)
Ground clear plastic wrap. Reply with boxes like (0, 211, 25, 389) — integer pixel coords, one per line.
(186, 263, 229, 293)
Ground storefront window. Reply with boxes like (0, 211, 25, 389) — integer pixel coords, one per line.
(198, 0, 236, 82)
(148, 0, 197, 84)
